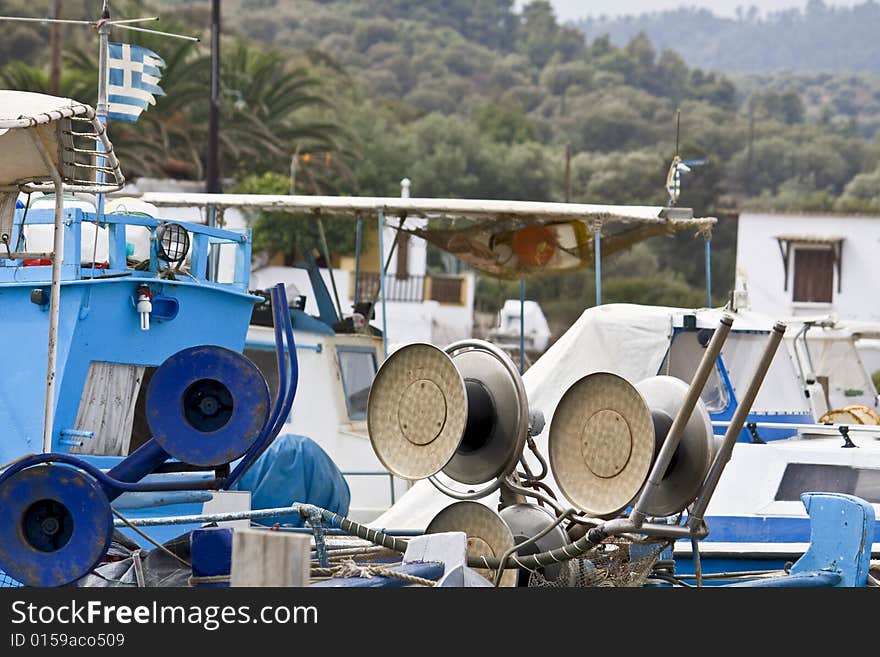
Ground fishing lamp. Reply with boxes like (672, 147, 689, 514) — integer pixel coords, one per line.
(155, 221, 190, 264)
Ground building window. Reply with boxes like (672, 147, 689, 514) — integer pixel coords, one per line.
(792, 247, 834, 303)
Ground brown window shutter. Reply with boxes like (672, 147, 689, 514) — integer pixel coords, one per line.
(793, 249, 834, 303)
(396, 231, 409, 280)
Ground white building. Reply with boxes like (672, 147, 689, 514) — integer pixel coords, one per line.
(735, 211, 880, 373)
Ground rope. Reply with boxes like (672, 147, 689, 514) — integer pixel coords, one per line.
(111, 508, 192, 569)
(188, 574, 230, 586)
(330, 558, 438, 587)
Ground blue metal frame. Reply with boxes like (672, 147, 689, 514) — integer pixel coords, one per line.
(2, 207, 252, 291)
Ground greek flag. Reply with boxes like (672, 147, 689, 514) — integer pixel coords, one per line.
(107, 43, 166, 123)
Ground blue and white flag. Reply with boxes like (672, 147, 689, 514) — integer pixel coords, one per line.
(107, 43, 166, 123)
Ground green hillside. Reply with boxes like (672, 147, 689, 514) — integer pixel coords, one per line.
(2, 0, 878, 332)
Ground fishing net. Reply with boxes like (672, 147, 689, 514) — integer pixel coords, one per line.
(527, 538, 666, 588)
(0, 570, 22, 588)
(409, 221, 681, 280)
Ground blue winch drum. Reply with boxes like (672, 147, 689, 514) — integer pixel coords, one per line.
(0, 465, 113, 587)
(146, 345, 271, 468)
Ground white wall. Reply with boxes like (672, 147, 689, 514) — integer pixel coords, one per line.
(736, 212, 880, 322)
(370, 272, 475, 347)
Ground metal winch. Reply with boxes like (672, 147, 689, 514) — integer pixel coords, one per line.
(0, 283, 299, 587)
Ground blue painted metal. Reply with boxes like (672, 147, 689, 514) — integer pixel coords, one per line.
(0, 465, 113, 587)
(225, 285, 299, 488)
(106, 440, 173, 498)
(301, 250, 338, 327)
(0, 202, 265, 562)
(190, 527, 233, 588)
(311, 562, 444, 588)
(722, 493, 875, 588)
(146, 345, 270, 467)
(291, 308, 335, 336)
(789, 492, 874, 587)
(150, 295, 179, 321)
(726, 571, 842, 587)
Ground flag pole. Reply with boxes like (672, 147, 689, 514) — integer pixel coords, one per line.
(96, 2, 110, 234)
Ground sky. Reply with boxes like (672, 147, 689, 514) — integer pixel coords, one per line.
(527, 0, 864, 21)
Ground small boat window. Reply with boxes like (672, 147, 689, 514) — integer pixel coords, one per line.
(337, 347, 378, 421)
(775, 463, 880, 504)
(660, 331, 730, 412)
(243, 347, 282, 401)
(721, 332, 811, 415)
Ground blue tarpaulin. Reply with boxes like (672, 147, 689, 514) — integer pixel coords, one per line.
(230, 434, 350, 527)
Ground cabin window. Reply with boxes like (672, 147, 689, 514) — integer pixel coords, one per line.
(337, 347, 378, 421)
(244, 347, 283, 401)
(775, 463, 880, 503)
(719, 332, 811, 416)
(660, 331, 730, 413)
(792, 247, 834, 303)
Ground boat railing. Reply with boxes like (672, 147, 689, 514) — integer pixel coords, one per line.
(711, 419, 880, 436)
(353, 271, 467, 305)
(1, 206, 252, 291)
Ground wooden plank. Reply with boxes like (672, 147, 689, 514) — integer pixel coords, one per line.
(71, 361, 144, 456)
(230, 529, 310, 587)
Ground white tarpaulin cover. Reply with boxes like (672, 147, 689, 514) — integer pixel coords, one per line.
(0, 90, 123, 194)
(0, 91, 92, 187)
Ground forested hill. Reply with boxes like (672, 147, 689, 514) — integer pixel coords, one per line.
(4, 0, 880, 325)
(578, 1, 880, 73)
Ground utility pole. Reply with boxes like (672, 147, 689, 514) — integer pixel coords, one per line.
(49, 0, 62, 95)
(745, 97, 755, 196)
(206, 0, 221, 200)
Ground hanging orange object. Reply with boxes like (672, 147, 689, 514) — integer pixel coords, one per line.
(512, 224, 556, 266)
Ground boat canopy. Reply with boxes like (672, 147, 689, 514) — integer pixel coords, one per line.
(141, 192, 716, 279)
(0, 90, 123, 193)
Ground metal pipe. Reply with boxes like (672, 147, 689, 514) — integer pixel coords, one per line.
(96, 4, 109, 120)
(687, 321, 785, 530)
(378, 209, 388, 359)
(594, 224, 602, 305)
(704, 237, 712, 307)
(519, 279, 525, 374)
(710, 419, 880, 434)
(630, 314, 734, 528)
(106, 440, 171, 496)
(112, 505, 315, 527)
(29, 130, 64, 454)
(353, 216, 363, 306)
(316, 217, 344, 320)
(225, 284, 299, 487)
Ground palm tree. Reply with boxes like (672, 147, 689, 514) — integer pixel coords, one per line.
(1, 30, 348, 184)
